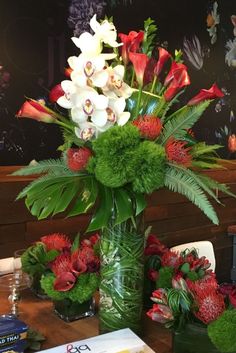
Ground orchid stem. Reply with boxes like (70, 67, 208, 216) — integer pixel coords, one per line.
(130, 68, 135, 88)
(55, 119, 74, 131)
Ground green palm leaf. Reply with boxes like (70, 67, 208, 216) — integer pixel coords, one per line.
(159, 100, 210, 145)
(191, 142, 222, 158)
(12, 158, 77, 176)
(164, 164, 219, 225)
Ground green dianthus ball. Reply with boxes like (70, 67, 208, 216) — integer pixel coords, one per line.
(131, 141, 166, 194)
(208, 309, 236, 352)
(88, 124, 140, 188)
(156, 266, 174, 289)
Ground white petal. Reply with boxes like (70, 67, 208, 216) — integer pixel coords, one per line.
(57, 96, 73, 109)
(92, 71, 109, 88)
(93, 94, 108, 109)
(100, 53, 117, 60)
(113, 65, 125, 79)
(93, 56, 106, 71)
(60, 80, 76, 93)
(91, 110, 107, 127)
(108, 97, 125, 114)
(70, 71, 87, 87)
(117, 112, 130, 126)
(72, 33, 101, 56)
(90, 14, 100, 33)
(71, 107, 87, 124)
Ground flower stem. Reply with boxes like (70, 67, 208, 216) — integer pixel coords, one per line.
(130, 68, 135, 88)
(135, 86, 143, 118)
(150, 76, 157, 93)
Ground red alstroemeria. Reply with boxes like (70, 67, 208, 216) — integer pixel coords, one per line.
(154, 47, 171, 76)
(147, 303, 173, 324)
(187, 83, 224, 106)
(165, 138, 192, 166)
(118, 31, 144, 65)
(129, 52, 149, 86)
(54, 272, 76, 292)
(40, 233, 72, 252)
(16, 99, 55, 123)
(49, 84, 64, 103)
(228, 134, 236, 153)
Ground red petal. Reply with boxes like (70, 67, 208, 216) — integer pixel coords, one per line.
(54, 272, 76, 292)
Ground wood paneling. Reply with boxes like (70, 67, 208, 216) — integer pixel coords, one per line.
(1, 165, 236, 282)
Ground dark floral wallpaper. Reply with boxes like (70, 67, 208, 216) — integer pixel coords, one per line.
(0, 0, 235, 165)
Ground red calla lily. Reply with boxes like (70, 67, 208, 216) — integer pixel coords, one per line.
(164, 63, 190, 101)
(187, 83, 224, 106)
(118, 31, 144, 65)
(54, 272, 76, 292)
(49, 84, 64, 103)
(16, 99, 55, 123)
(129, 52, 149, 86)
(154, 47, 171, 76)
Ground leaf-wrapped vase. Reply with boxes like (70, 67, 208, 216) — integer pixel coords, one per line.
(99, 211, 145, 334)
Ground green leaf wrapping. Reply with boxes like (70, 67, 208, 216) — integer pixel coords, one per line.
(164, 164, 219, 225)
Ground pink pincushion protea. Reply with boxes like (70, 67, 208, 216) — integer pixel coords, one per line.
(186, 271, 218, 294)
(193, 288, 225, 324)
(165, 138, 192, 166)
(51, 253, 72, 276)
(40, 233, 72, 251)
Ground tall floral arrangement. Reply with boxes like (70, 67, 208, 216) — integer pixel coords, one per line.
(14, 15, 234, 332)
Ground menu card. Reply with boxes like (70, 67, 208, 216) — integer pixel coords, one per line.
(38, 328, 156, 353)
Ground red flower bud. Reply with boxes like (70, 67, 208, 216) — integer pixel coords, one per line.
(16, 100, 55, 123)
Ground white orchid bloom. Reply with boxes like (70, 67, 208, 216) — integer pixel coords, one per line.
(71, 33, 116, 60)
(90, 14, 121, 48)
(74, 122, 96, 141)
(108, 97, 130, 126)
(102, 65, 133, 99)
(70, 87, 109, 128)
(56, 80, 77, 109)
(68, 54, 108, 88)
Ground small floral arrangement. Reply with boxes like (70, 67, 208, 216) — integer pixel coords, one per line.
(146, 236, 236, 353)
(40, 233, 100, 303)
(14, 15, 235, 232)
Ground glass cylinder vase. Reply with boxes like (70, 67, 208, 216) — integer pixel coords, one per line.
(173, 323, 232, 353)
(99, 214, 144, 334)
(30, 274, 48, 299)
(53, 297, 95, 322)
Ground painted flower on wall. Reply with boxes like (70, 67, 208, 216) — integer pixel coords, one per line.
(225, 38, 236, 68)
(183, 35, 204, 70)
(206, 1, 220, 45)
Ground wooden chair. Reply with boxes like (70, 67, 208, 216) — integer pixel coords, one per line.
(170, 240, 216, 271)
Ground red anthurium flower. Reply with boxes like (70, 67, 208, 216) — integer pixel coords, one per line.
(143, 57, 156, 86)
(67, 147, 93, 172)
(49, 84, 64, 103)
(154, 47, 171, 76)
(228, 134, 236, 153)
(40, 233, 72, 252)
(165, 138, 192, 166)
(164, 62, 188, 86)
(133, 115, 162, 140)
(129, 52, 149, 86)
(16, 99, 55, 123)
(118, 31, 144, 65)
(54, 272, 76, 292)
(187, 83, 224, 106)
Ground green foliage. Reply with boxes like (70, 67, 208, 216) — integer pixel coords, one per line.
(164, 163, 219, 225)
(88, 124, 140, 188)
(40, 273, 99, 303)
(12, 158, 75, 176)
(156, 267, 174, 289)
(166, 288, 192, 331)
(208, 309, 236, 352)
(21, 243, 58, 276)
(131, 141, 166, 193)
(159, 101, 211, 145)
(142, 18, 157, 57)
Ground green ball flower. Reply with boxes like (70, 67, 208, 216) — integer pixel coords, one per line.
(208, 309, 236, 352)
(88, 124, 140, 188)
(131, 141, 166, 194)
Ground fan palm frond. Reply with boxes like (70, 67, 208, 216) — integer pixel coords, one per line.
(164, 164, 219, 225)
(191, 142, 222, 158)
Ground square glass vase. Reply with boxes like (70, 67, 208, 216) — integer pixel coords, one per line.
(53, 297, 95, 322)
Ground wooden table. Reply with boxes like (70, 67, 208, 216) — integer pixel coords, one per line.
(0, 289, 172, 353)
